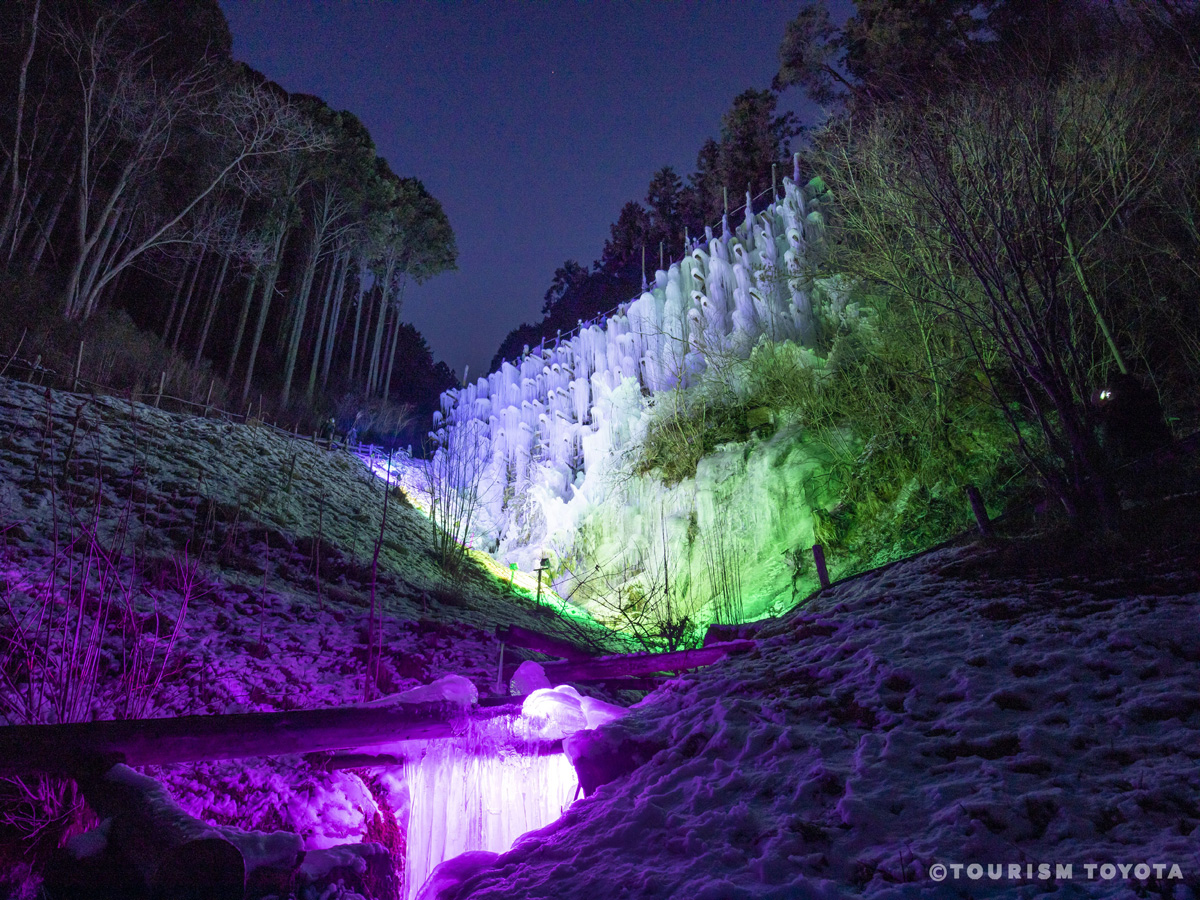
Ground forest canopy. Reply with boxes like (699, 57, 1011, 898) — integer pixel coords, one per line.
(0, 0, 458, 441)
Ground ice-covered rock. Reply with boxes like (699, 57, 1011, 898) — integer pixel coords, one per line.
(415, 850, 499, 900)
(363, 673, 479, 709)
(521, 686, 587, 739)
(509, 660, 551, 695)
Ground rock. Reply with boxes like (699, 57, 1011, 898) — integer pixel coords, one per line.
(509, 660, 551, 695)
(564, 728, 665, 797)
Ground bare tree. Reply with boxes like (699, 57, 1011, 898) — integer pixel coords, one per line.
(0, 0, 43, 259)
(50, 6, 325, 321)
(816, 56, 1179, 526)
(423, 420, 492, 574)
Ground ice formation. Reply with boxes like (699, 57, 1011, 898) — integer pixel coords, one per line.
(401, 687, 624, 899)
(413, 164, 847, 621)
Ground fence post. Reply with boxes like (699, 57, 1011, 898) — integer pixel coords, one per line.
(203, 379, 214, 417)
(495, 642, 505, 693)
(811, 544, 830, 589)
(154, 371, 165, 408)
(73, 340, 84, 392)
(965, 484, 992, 537)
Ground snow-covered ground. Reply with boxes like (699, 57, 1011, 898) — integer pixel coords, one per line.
(3, 376, 1199, 899)
(0, 378, 611, 895)
(426, 533, 1200, 899)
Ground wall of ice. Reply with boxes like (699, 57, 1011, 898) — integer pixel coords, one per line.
(428, 164, 844, 623)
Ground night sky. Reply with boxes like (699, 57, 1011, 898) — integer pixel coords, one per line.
(218, 1, 849, 381)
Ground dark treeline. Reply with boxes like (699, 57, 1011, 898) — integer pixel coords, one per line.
(790, 0, 1200, 534)
(0, 0, 458, 444)
(491, 88, 801, 370)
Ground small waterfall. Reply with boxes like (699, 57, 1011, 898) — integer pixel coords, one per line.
(401, 687, 621, 899)
(402, 731, 578, 899)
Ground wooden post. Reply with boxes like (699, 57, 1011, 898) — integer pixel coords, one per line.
(965, 484, 992, 537)
(73, 340, 84, 392)
(532, 640, 755, 684)
(495, 642, 505, 693)
(535, 557, 549, 604)
(812, 543, 830, 589)
(154, 371, 165, 408)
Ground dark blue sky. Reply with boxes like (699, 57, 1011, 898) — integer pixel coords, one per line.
(218, 1, 848, 379)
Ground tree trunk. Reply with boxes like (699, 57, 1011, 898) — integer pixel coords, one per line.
(242, 259, 281, 405)
(63, 152, 137, 319)
(24, 164, 73, 276)
(224, 270, 258, 383)
(240, 220, 290, 403)
(0, 0, 41, 254)
(171, 251, 208, 351)
(381, 277, 410, 400)
(194, 249, 233, 365)
(347, 257, 369, 383)
(319, 248, 351, 390)
(366, 258, 396, 396)
(193, 199, 246, 364)
(163, 252, 200, 344)
(279, 232, 322, 407)
(305, 249, 342, 402)
(81, 200, 137, 320)
(9, 121, 71, 264)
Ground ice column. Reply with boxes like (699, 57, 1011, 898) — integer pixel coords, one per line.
(402, 733, 578, 899)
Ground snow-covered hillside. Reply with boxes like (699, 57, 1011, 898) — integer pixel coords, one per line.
(0, 378, 611, 896)
(423, 526, 1200, 899)
(3, 375, 1199, 900)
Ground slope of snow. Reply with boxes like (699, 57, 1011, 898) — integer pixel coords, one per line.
(5, 375, 1199, 899)
(425, 535, 1200, 899)
(0, 378, 614, 895)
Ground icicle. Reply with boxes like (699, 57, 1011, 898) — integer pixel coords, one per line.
(400, 716, 580, 900)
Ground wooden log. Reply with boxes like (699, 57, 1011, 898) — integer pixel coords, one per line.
(305, 738, 564, 772)
(0, 701, 478, 777)
(589, 678, 665, 692)
(495, 624, 599, 661)
(538, 640, 755, 683)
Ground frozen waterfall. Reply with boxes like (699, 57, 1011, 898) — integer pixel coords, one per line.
(402, 730, 578, 899)
(401, 686, 623, 899)
(424, 169, 834, 573)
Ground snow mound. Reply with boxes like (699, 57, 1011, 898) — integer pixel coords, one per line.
(436, 541, 1200, 899)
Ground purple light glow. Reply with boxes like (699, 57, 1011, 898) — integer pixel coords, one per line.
(401, 716, 580, 899)
(401, 685, 624, 897)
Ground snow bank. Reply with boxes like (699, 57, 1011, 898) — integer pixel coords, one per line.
(424, 541, 1200, 899)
